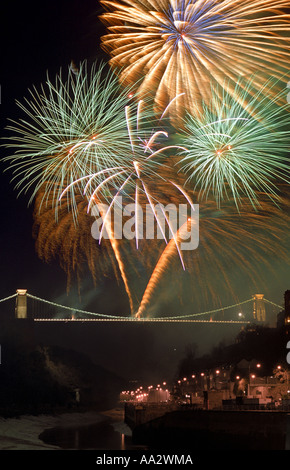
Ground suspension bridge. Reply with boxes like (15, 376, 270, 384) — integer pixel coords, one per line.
(0, 289, 284, 324)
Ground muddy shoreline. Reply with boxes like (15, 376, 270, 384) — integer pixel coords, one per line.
(0, 408, 126, 450)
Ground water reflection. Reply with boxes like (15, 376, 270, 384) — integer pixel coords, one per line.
(40, 419, 138, 450)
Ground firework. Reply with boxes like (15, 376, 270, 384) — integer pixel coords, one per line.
(97, 200, 136, 313)
(135, 189, 290, 317)
(99, 0, 290, 123)
(2, 61, 157, 220)
(176, 78, 290, 209)
(33, 186, 143, 309)
(136, 217, 192, 318)
(59, 99, 189, 262)
(32, 188, 114, 290)
(33, 173, 290, 317)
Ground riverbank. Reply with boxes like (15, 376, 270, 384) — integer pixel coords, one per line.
(0, 408, 127, 450)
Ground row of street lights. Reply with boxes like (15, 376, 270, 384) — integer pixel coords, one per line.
(121, 381, 170, 402)
(176, 369, 223, 386)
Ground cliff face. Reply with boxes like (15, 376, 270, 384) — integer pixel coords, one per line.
(40, 344, 127, 410)
(0, 321, 126, 417)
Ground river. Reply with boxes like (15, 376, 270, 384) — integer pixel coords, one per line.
(39, 410, 146, 450)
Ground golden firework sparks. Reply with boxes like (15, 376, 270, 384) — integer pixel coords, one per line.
(100, 0, 290, 125)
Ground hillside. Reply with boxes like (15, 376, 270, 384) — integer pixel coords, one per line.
(0, 317, 126, 417)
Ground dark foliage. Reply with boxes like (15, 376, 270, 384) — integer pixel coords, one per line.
(177, 323, 287, 379)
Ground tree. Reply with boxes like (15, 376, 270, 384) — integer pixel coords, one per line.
(177, 343, 198, 378)
(272, 365, 290, 400)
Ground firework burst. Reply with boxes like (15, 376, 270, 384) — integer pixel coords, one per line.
(32, 188, 115, 291)
(135, 188, 290, 317)
(176, 78, 290, 209)
(59, 98, 189, 261)
(2, 61, 157, 220)
(33, 186, 144, 309)
(99, 0, 290, 124)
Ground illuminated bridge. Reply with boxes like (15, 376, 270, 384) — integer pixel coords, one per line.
(0, 290, 284, 324)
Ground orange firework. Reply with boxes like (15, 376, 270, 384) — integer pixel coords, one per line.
(134, 187, 290, 317)
(33, 185, 140, 311)
(100, 0, 290, 124)
(136, 217, 193, 318)
(32, 176, 290, 317)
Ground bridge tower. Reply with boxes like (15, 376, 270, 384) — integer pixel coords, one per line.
(252, 294, 266, 322)
(15, 289, 27, 319)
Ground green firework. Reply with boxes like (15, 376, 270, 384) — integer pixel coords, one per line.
(2, 61, 160, 220)
(176, 77, 290, 209)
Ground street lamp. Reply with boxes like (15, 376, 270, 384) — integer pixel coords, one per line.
(248, 361, 262, 395)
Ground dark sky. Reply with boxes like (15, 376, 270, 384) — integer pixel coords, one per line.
(0, 1, 289, 384)
(0, 0, 105, 299)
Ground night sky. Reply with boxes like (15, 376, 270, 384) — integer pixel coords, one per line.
(0, 1, 289, 384)
(0, 0, 105, 300)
